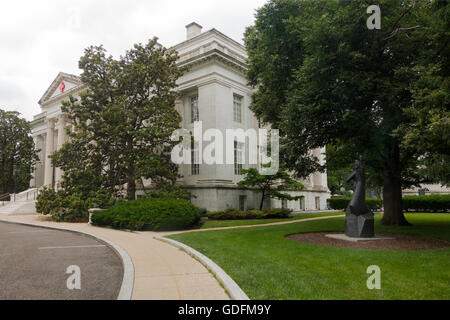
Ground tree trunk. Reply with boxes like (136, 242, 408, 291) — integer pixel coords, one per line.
(380, 143, 410, 226)
(259, 190, 266, 210)
(127, 169, 136, 201)
(126, 136, 136, 201)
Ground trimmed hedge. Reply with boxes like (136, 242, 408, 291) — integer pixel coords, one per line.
(403, 194, 450, 212)
(328, 195, 450, 212)
(91, 197, 202, 231)
(327, 197, 383, 210)
(207, 208, 292, 220)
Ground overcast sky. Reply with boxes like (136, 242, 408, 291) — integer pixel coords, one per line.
(0, 0, 267, 120)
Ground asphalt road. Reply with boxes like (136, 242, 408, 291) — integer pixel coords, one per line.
(0, 222, 123, 300)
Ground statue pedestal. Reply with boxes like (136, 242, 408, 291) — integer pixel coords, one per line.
(345, 212, 375, 238)
(326, 234, 395, 242)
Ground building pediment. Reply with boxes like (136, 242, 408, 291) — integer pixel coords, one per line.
(38, 72, 83, 106)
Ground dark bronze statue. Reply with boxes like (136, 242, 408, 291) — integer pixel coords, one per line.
(345, 161, 374, 238)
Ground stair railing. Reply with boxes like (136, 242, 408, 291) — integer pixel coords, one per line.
(0, 193, 11, 206)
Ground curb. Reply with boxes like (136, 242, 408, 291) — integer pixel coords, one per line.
(0, 220, 134, 300)
(156, 236, 250, 301)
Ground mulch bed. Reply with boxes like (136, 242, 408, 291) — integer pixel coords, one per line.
(287, 232, 450, 250)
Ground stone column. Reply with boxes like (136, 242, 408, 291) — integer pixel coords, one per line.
(55, 115, 67, 186)
(44, 119, 55, 188)
(312, 148, 322, 190)
(319, 146, 328, 191)
(29, 136, 39, 188)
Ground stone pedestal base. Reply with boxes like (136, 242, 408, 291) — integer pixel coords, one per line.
(345, 212, 374, 238)
(326, 234, 395, 242)
(88, 208, 106, 225)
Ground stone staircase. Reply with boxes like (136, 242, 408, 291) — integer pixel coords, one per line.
(0, 201, 37, 216)
(0, 188, 39, 216)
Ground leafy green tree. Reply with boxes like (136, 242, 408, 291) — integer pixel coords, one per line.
(238, 166, 304, 210)
(52, 38, 184, 201)
(327, 167, 352, 196)
(326, 143, 383, 197)
(245, 0, 449, 225)
(0, 109, 37, 195)
(398, 40, 450, 185)
(326, 144, 353, 195)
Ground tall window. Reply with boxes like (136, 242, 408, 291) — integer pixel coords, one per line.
(191, 140, 200, 176)
(299, 197, 306, 211)
(191, 95, 199, 123)
(315, 197, 320, 210)
(239, 195, 247, 211)
(234, 140, 243, 175)
(233, 94, 242, 123)
(282, 199, 288, 209)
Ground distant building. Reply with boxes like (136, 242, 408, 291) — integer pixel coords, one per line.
(403, 184, 450, 196)
(29, 23, 330, 211)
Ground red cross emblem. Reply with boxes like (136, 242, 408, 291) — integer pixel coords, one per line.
(59, 81, 66, 93)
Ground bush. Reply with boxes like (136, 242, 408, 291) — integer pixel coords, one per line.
(327, 197, 383, 210)
(36, 188, 91, 222)
(206, 208, 292, 220)
(327, 195, 450, 212)
(207, 208, 262, 220)
(403, 194, 450, 212)
(36, 187, 119, 222)
(263, 208, 292, 218)
(91, 197, 202, 231)
(35, 187, 60, 216)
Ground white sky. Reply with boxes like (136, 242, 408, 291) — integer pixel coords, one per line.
(0, 0, 267, 120)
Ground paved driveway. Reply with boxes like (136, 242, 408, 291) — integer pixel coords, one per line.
(0, 222, 123, 300)
(0, 215, 231, 300)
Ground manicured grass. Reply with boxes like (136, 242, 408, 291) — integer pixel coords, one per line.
(168, 214, 450, 300)
(201, 212, 344, 229)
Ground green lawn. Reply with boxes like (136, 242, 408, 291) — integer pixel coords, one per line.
(200, 212, 344, 229)
(168, 214, 450, 300)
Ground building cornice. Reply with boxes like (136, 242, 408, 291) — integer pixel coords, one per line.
(173, 28, 246, 53)
(178, 48, 247, 75)
(30, 116, 46, 126)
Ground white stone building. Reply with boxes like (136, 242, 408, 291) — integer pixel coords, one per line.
(30, 23, 330, 212)
(403, 184, 450, 196)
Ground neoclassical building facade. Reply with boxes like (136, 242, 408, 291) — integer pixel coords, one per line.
(30, 23, 330, 211)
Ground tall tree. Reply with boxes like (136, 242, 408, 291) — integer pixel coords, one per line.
(326, 143, 384, 197)
(238, 166, 304, 210)
(52, 38, 183, 201)
(0, 109, 37, 195)
(245, 0, 449, 225)
(397, 0, 450, 186)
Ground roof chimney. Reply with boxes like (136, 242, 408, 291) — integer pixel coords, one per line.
(186, 22, 203, 40)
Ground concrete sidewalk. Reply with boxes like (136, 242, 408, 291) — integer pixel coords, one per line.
(0, 214, 229, 300)
(164, 214, 345, 236)
(0, 213, 345, 300)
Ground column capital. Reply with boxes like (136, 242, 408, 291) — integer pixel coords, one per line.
(46, 117, 56, 128)
(57, 113, 67, 123)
